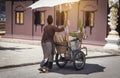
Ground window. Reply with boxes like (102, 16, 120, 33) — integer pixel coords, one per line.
(56, 10, 68, 26)
(15, 11, 24, 24)
(34, 11, 45, 26)
(84, 11, 95, 34)
(40, 11, 45, 25)
(84, 11, 94, 27)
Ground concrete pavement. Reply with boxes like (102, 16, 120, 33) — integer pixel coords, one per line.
(0, 37, 120, 69)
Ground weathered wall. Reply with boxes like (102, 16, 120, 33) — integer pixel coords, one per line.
(5, 1, 12, 35)
(5, 0, 108, 44)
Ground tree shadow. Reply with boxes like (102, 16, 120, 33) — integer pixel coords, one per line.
(51, 63, 105, 75)
(0, 46, 32, 51)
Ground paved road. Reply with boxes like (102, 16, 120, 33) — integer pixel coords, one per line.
(0, 55, 120, 78)
(0, 40, 120, 78)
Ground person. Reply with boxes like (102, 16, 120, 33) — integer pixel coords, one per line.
(38, 15, 64, 73)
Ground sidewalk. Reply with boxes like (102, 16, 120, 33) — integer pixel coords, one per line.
(0, 37, 120, 69)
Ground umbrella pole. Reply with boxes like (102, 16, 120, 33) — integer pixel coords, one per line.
(77, 1, 80, 29)
(54, 6, 56, 25)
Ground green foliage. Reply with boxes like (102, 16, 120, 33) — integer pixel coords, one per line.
(69, 31, 78, 37)
(77, 18, 83, 32)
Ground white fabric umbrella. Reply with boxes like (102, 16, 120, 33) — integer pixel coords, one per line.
(28, 0, 60, 9)
(28, 0, 80, 9)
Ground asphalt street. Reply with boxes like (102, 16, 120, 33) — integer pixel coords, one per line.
(0, 39, 120, 78)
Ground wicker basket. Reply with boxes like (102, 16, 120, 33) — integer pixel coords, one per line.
(55, 41, 67, 54)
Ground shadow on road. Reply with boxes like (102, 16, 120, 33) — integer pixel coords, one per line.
(0, 46, 32, 51)
(51, 63, 105, 75)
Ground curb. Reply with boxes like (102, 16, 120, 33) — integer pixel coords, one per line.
(0, 62, 40, 69)
(88, 48, 120, 55)
(0, 38, 41, 45)
(86, 54, 119, 59)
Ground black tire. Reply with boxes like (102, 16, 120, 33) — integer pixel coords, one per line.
(55, 53, 67, 68)
(73, 51, 86, 70)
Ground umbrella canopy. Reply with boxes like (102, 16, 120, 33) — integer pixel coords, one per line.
(28, 0, 80, 9)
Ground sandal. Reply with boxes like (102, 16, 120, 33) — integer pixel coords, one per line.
(38, 67, 49, 73)
(38, 68, 44, 72)
(45, 67, 49, 73)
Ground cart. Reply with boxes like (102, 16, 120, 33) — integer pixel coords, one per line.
(55, 32, 87, 70)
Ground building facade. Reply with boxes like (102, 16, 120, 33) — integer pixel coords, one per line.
(5, 0, 120, 45)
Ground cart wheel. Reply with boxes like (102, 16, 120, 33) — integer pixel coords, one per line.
(73, 51, 86, 70)
(55, 53, 67, 68)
